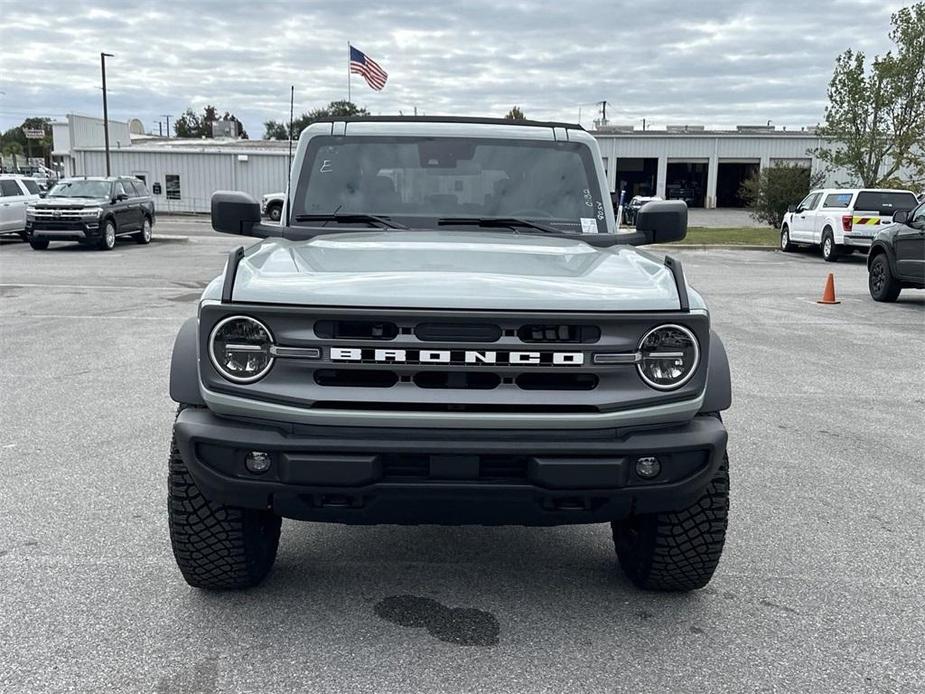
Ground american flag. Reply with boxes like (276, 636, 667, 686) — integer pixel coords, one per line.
(349, 45, 388, 91)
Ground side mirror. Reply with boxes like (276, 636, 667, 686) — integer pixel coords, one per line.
(629, 200, 688, 245)
(211, 191, 280, 237)
(892, 209, 909, 224)
(788, 204, 797, 213)
(115, 193, 129, 202)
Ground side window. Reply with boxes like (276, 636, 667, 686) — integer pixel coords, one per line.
(823, 193, 852, 208)
(165, 174, 181, 200)
(132, 180, 148, 196)
(799, 193, 820, 211)
(0, 180, 22, 197)
(911, 203, 925, 228)
(21, 179, 41, 195)
(113, 181, 127, 198)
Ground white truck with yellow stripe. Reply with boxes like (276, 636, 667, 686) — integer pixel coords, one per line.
(780, 188, 919, 262)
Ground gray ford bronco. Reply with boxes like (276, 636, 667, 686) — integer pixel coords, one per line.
(168, 117, 731, 592)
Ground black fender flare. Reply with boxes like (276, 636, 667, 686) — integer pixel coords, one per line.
(169, 316, 205, 406)
(700, 330, 732, 413)
(867, 240, 895, 272)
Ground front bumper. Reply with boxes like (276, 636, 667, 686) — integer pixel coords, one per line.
(173, 407, 727, 526)
(26, 220, 101, 240)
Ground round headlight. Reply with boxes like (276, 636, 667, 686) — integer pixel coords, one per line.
(209, 316, 274, 383)
(636, 324, 700, 390)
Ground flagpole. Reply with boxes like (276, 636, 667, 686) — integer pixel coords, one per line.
(347, 41, 351, 102)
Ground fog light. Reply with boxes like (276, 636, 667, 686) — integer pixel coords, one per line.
(245, 451, 272, 474)
(635, 456, 661, 479)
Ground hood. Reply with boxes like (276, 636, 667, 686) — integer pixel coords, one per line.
(228, 231, 694, 312)
(34, 197, 108, 208)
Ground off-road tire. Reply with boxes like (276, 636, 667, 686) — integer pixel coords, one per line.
(134, 217, 153, 244)
(98, 219, 116, 251)
(29, 237, 49, 250)
(780, 226, 795, 252)
(821, 229, 839, 262)
(868, 253, 901, 302)
(267, 203, 282, 222)
(167, 422, 281, 590)
(612, 452, 729, 591)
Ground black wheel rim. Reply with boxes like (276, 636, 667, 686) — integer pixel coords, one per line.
(871, 261, 885, 293)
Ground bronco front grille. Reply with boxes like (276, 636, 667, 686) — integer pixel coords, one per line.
(200, 305, 711, 416)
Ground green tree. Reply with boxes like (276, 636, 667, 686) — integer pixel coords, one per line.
(289, 100, 370, 138)
(0, 117, 53, 168)
(504, 106, 526, 120)
(174, 105, 248, 138)
(740, 163, 825, 228)
(264, 120, 288, 140)
(816, 2, 925, 187)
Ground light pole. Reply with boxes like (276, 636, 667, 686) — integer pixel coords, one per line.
(162, 115, 172, 138)
(101, 52, 114, 176)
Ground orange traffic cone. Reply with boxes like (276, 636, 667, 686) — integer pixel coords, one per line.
(817, 273, 840, 304)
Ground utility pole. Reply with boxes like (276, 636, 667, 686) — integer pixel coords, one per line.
(157, 121, 163, 137)
(101, 52, 114, 176)
(162, 115, 172, 138)
(600, 100, 608, 125)
(287, 86, 294, 181)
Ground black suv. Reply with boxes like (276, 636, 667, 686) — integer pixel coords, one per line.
(868, 201, 925, 301)
(26, 176, 155, 251)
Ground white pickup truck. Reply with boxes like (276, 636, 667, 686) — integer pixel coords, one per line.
(260, 192, 285, 222)
(780, 188, 919, 261)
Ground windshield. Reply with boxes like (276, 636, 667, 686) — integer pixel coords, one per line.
(292, 136, 607, 233)
(49, 180, 111, 199)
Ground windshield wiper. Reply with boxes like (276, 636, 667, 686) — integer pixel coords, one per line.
(437, 217, 562, 234)
(293, 213, 407, 229)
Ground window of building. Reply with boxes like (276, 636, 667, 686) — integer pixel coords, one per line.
(165, 175, 181, 200)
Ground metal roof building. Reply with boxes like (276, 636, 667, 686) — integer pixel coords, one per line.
(52, 115, 877, 213)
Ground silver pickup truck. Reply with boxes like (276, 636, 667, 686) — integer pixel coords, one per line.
(167, 117, 732, 592)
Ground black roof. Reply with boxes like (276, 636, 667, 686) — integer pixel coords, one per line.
(335, 115, 585, 130)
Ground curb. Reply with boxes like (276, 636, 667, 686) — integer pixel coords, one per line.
(152, 235, 190, 243)
(648, 244, 777, 251)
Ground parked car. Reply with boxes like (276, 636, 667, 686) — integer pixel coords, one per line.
(0, 174, 42, 240)
(780, 188, 919, 261)
(261, 192, 285, 222)
(25, 176, 155, 251)
(167, 116, 732, 593)
(623, 195, 663, 226)
(867, 201, 925, 301)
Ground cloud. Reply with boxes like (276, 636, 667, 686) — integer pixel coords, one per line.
(0, 0, 907, 135)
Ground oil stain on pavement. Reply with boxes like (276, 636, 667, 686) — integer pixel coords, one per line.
(374, 595, 500, 647)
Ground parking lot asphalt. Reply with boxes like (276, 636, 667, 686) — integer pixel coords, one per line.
(1, 220, 923, 694)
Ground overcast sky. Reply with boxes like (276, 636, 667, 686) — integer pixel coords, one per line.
(0, 0, 907, 136)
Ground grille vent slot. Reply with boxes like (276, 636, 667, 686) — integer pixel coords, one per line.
(518, 324, 600, 343)
(414, 322, 502, 342)
(515, 373, 599, 391)
(314, 369, 398, 388)
(413, 372, 501, 390)
(314, 320, 398, 340)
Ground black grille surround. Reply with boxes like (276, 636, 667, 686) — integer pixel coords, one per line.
(199, 303, 711, 416)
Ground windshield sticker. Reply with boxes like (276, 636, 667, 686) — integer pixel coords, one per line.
(583, 188, 594, 208)
(580, 218, 598, 234)
(320, 160, 333, 173)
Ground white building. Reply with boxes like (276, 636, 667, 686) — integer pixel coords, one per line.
(52, 114, 884, 213)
